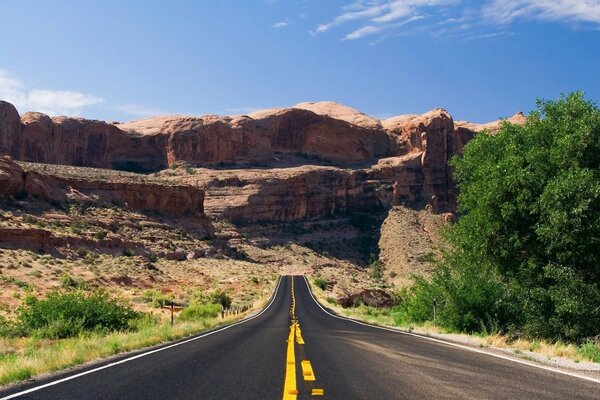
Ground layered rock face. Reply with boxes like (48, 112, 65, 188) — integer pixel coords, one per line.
(0, 155, 24, 197)
(0, 100, 525, 220)
(197, 167, 385, 223)
(0, 157, 204, 216)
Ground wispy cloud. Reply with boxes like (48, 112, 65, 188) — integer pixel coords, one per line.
(313, 0, 456, 39)
(312, 2, 386, 34)
(0, 69, 103, 116)
(313, 0, 600, 43)
(345, 15, 426, 40)
(483, 0, 600, 25)
(272, 21, 289, 28)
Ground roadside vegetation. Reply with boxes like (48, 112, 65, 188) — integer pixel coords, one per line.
(310, 278, 600, 364)
(311, 92, 600, 363)
(0, 283, 271, 387)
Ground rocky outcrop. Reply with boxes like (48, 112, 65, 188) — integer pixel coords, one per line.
(17, 113, 168, 172)
(0, 102, 21, 157)
(0, 156, 24, 197)
(0, 227, 148, 255)
(338, 289, 394, 308)
(0, 100, 527, 217)
(0, 158, 204, 216)
(454, 112, 527, 136)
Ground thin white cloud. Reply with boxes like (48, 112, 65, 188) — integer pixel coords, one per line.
(313, 0, 457, 39)
(313, 3, 386, 34)
(483, 0, 600, 25)
(344, 15, 426, 40)
(0, 69, 102, 116)
(314, 0, 600, 43)
(272, 21, 289, 28)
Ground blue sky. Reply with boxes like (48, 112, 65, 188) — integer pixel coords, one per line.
(0, 0, 599, 123)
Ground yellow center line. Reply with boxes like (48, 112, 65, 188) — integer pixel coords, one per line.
(283, 276, 325, 398)
(283, 322, 298, 400)
(283, 276, 298, 400)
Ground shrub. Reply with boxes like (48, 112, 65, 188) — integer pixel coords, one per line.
(76, 247, 89, 257)
(577, 341, 600, 363)
(141, 289, 173, 308)
(122, 248, 135, 257)
(178, 303, 221, 321)
(60, 273, 88, 291)
(314, 278, 327, 290)
(16, 291, 139, 339)
(369, 260, 384, 280)
(148, 252, 158, 263)
(210, 290, 232, 309)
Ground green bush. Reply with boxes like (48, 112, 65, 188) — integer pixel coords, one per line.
(16, 291, 139, 339)
(122, 248, 135, 257)
(400, 92, 600, 341)
(60, 273, 88, 291)
(141, 289, 174, 308)
(577, 341, 600, 363)
(210, 290, 232, 309)
(369, 260, 384, 280)
(179, 303, 221, 321)
(314, 278, 327, 290)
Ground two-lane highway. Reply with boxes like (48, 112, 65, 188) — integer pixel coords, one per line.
(1, 276, 599, 399)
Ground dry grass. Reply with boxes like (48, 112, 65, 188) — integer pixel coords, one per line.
(0, 279, 276, 387)
(307, 276, 600, 365)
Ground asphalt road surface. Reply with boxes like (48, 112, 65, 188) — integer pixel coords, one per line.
(1, 276, 598, 399)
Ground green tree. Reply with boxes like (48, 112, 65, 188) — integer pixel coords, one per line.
(401, 92, 600, 341)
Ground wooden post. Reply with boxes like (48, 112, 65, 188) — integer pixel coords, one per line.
(170, 301, 174, 327)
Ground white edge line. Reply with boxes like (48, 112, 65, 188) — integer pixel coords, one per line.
(302, 276, 600, 385)
(0, 277, 284, 400)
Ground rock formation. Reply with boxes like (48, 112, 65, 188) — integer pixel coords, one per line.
(0, 100, 526, 220)
(0, 156, 204, 216)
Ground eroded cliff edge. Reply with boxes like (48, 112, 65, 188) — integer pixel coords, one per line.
(0, 99, 525, 219)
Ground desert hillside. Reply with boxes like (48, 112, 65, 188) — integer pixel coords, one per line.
(0, 99, 524, 312)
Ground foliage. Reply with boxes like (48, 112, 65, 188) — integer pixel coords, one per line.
(60, 273, 88, 291)
(369, 260, 385, 280)
(141, 289, 174, 308)
(122, 248, 135, 257)
(400, 92, 600, 341)
(577, 340, 600, 363)
(15, 291, 140, 339)
(314, 277, 327, 290)
(178, 303, 221, 321)
(210, 289, 232, 309)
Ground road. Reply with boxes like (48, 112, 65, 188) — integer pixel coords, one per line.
(1, 276, 598, 399)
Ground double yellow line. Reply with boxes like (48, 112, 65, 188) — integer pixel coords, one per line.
(283, 276, 324, 399)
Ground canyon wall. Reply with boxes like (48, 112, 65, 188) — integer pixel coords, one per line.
(0, 100, 525, 220)
(0, 156, 204, 216)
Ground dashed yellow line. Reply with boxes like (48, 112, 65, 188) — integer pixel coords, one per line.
(283, 276, 324, 399)
(283, 322, 298, 400)
(301, 360, 316, 381)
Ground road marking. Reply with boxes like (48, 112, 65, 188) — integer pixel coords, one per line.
(0, 277, 284, 400)
(295, 322, 305, 345)
(301, 360, 316, 381)
(311, 388, 325, 396)
(302, 276, 600, 386)
(283, 277, 298, 400)
(283, 323, 298, 399)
